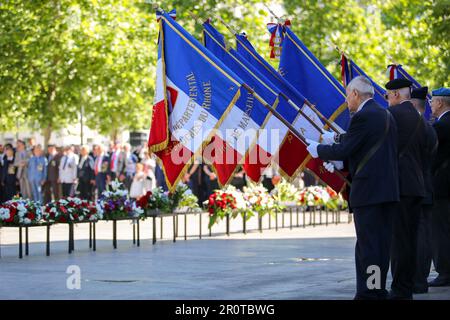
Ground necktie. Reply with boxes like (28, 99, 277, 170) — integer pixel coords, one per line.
(110, 152, 116, 171)
(63, 156, 68, 170)
(95, 157, 99, 175)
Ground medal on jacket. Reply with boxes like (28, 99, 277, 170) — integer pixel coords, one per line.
(37, 164, 43, 172)
(8, 164, 15, 175)
(51, 160, 56, 167)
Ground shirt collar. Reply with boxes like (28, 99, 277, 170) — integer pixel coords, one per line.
(356, 98, 372, 113)
(438, 110, 450, 121)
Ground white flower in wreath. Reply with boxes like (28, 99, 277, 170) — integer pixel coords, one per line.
(111, 180, 122, 191)
(17, 203, 27, 217)
(0, 208, 11, 221)
(23, 218, 31, 225)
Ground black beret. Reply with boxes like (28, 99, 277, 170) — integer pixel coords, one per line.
(385, 78, 412, 90)
(411, 86, 428, 100)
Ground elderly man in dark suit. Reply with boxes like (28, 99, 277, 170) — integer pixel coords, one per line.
(428, 87, 450, 287)
(44, 144, 62, 203)
(93, 144, 110, 198)
(77, 145, 95, 200)
(306, 76, 399, 300)
(384, 78, 428, 299)
(410, 87, 439, 293)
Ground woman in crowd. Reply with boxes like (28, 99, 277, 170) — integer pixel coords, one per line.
(1, 144, 18, 201)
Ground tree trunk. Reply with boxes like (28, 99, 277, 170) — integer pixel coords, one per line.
(42, 126, 52, 150)
(110, 128, 120, 143)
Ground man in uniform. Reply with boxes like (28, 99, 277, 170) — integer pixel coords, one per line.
(410, 87, 438, 293)
(306, 76, 399, 299)
(428, 87, 450, 287)
(385, 78, 428, 299)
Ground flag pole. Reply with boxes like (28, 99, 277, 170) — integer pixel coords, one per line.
(262, 3, 285, 23)
(198, 14, 325, 135)
(215, 15, 342, 134)
(242, 82, 351, 186)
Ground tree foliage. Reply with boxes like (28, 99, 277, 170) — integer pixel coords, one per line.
(1, 0, 448, 144)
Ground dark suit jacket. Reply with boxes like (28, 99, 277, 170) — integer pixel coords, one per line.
(94, 154, 110, 179)
(318, 99, 400, 208)
(46, 153, 62, 182)
(432, 111, 450, 198)
(77, 155, 95, 182)
(422, 121, 438, 205)
(389, 100, 427, 198)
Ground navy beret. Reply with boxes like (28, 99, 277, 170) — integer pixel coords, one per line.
(385, 78, 412, 90)
(411, 86, 428, 100)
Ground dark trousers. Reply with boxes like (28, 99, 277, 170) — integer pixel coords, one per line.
(95, 174, 107, 198)
(3, 183, 17, 202)
(77, 180, 93, 201)
(391, 196, 422, 297)
(353, 203, 394, 299)
(43, 180, 60, 204)
(61, 183, 74, 198)
(414, 205, 433, 290)
(431, 198, 450, 278)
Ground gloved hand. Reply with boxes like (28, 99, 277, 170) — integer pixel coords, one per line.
(323, 161, 344, 173)
(305, 139, 319, 158)
(320, 129, 336, 145)
(323, 162, 335, 173)
(331, 160, 344, 170)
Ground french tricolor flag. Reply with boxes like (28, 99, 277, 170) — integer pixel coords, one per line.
(203, 21, 292, 185)
(148, 11, 247, 191)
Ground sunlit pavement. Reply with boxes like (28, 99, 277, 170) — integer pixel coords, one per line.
(0, 215, 449, 300)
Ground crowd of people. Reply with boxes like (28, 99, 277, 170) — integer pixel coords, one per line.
(0, 137, 315, 207)
(0, 139, 164, 204)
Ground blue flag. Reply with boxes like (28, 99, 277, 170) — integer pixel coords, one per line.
(279, 27, 350, 131)
(387, 64, 432, 119)
(341, 54, 388, 108)
(235, 32, 347, 192)
(204, 21, 316, 183)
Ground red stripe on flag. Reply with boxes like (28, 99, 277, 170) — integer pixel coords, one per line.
(341, 54, 347, 87)
(243, 144, 272, 182)
(155, 139, 193, 188)
(389, 65, 396, 80)
(305, 158, 346, 193)
(277, 132, 309, 178)
(204, 135, 242, 186)
(148, 99, 168, 150)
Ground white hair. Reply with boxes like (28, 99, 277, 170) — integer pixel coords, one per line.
(347, 76, 374, 97)
(397, 87, 411, 99)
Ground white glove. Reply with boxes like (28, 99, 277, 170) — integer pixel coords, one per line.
(321, 129, 336, 145)
(323, 162, 335, 173)
(323, 161, 344, 173)
(305, 139, 319, 158)
(331, 160, 344, 170)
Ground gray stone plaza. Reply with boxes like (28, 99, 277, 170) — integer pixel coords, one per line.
(0, 215, 449, 300)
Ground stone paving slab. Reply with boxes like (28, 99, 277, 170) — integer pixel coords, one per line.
(0, 219, 449, 300)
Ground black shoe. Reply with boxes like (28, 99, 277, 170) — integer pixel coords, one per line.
(387, 291, 413, 300)
(413, 286, 428, 294)
(428, 277, 450, 287)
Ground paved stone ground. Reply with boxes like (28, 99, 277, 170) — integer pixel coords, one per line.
(0, 212, 449, 300)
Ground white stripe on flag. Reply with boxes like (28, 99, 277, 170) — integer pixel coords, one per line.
(166, 77, 218, 153)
